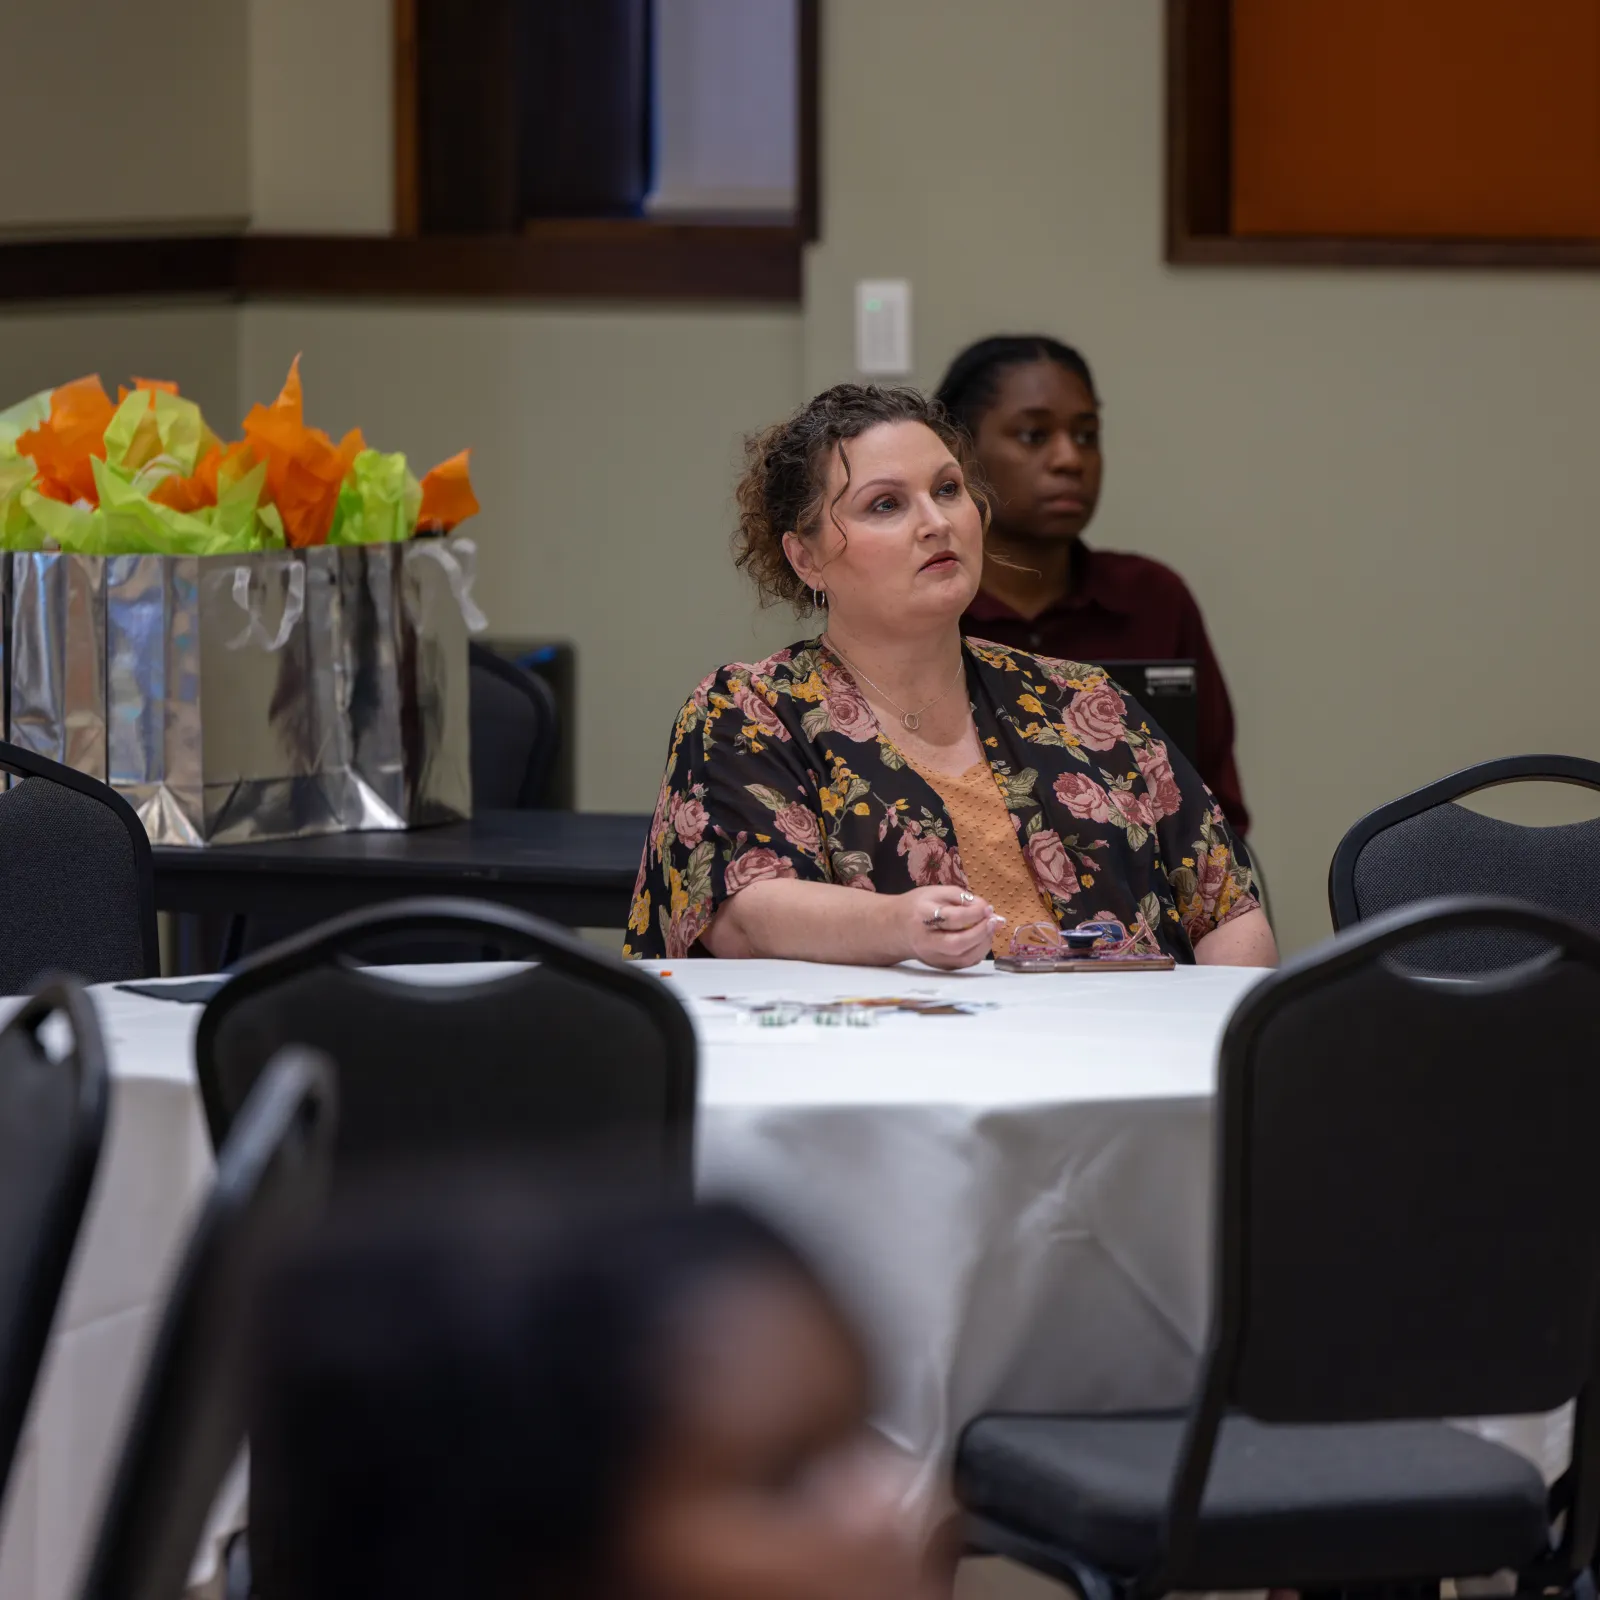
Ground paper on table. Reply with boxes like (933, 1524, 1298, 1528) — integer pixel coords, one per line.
(417, 448, 480, 532)
(148, 438, 255, 515)
(0, 455, 39, 548)
(241, 355, 366, 548)
(15, 374, 115, 505)
(104, 383, 215, 481)
(707, 993, 998, 1016)
(0, 387, 52, 456)
(328, 449, 421, 545)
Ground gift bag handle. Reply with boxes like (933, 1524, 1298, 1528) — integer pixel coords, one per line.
(227, 559, 306, 652)
(405, 537, 488, 634)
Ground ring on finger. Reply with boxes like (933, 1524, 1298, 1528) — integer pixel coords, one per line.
(959, 891, 974, 904)
(927, 905, 945, 928)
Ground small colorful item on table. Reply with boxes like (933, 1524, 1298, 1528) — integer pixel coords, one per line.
(707, 995, 999, 1026)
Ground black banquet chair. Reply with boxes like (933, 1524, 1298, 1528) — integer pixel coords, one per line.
(0, 977, 109, 1513)
(469, 641, 559, 810)
(0, 741, 159, 995)
(957, 897, 1600, 1600)
(1329, 753, 1600, 970)
(197, 898, 697, 1193)
(75, 1048, 336, 1600)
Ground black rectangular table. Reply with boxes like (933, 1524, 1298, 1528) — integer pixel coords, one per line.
(152, 810, 651, 930)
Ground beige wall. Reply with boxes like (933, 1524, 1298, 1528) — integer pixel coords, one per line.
(248, 0, 395, 233)
(238, 303, 803, 808)
(0, 1, 248, 235)
(0, 304, 239, 425)
(806, 0, 1600, 952)
(0, 0, 387, 237)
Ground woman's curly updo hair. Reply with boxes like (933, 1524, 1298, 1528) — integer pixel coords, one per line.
(733, 383, 988, 614)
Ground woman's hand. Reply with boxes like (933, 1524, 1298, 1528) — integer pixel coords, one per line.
(899, 886, 1002, 970)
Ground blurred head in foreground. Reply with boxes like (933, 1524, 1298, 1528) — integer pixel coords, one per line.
(247, 1186, 926, 1600)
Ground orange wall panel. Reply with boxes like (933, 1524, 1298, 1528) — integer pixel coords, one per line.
(1231, 0, 1600, 238)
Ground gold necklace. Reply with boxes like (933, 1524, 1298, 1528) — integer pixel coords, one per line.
(823, 637, 966, 732)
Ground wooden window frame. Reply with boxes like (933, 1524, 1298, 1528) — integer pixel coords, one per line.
(1168, 0, 1600, 268)
(0, 0, 817, 305)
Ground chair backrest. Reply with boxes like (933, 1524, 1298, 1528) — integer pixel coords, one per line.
(1328, 754, 1600, 971)
(0, 978, 109, 1512)
(1214, 897, 1600, 1423)
(469, 643, 559, 810)
(75, 1049, 336, 1600)
(1162, 899, 1600, 1580)
(0, 741, 159, 994)
(195, 898, 697, 1193)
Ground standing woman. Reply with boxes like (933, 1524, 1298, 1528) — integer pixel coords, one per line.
(625, 384, 1272, 968)
(936, 336, 1251, 834)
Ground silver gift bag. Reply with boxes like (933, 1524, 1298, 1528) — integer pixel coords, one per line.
(342, 538, 480, 828)
(105, 550, 354, 846)
(6, 551, 108, 780)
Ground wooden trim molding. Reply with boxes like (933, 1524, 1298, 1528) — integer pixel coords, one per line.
(246, 223, 803, 300)
(0, 237, 243, 301)
(1172, 234, 1600, 268)
(1167, 0, 1600, 268)
(393, 0, 420, 236)
(0, 223, 802, 304)
(1166, 0, 1231, 258)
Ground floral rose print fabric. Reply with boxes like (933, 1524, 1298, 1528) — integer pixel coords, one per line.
(625, 638, 1259, 961)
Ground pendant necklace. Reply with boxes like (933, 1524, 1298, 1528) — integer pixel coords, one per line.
(823, 637, 965, 732)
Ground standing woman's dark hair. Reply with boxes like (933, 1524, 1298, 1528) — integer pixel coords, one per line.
(934, 335, 1098, 441)
(245, 1185, 918, 1600)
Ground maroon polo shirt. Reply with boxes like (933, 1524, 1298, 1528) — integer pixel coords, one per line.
(962, 542, 1250, 833)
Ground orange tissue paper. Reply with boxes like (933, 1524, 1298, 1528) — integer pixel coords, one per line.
(241, 356, 366, 548)
(16, 375, 117, 505)
(417, 449, 481, 532)
(148, 438, 258, 515)
(118, 378, 179, 400)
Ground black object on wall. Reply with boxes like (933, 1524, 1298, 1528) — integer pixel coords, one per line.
(416, 0, 652, 230)
(416, 0, 519, 233)
(515, 0, 653, 218)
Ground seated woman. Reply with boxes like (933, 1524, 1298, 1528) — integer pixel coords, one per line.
(625, 385, 1274, 969)
(936, 335, 1251, 833)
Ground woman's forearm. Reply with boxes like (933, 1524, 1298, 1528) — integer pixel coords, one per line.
(701, 880, 908, 963)
(702, 881, 1001, 969)
(1194, 906, 1278, 967)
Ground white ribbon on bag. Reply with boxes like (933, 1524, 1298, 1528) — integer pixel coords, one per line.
(226, 559, 307, 651)
(404, 536, 488, 634)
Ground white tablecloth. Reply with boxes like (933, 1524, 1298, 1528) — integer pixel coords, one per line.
(0, 960, 1566, 1600)
(683, 961, 1262, 1464)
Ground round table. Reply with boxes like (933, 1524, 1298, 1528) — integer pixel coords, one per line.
(0, 960, 1562, 1600)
